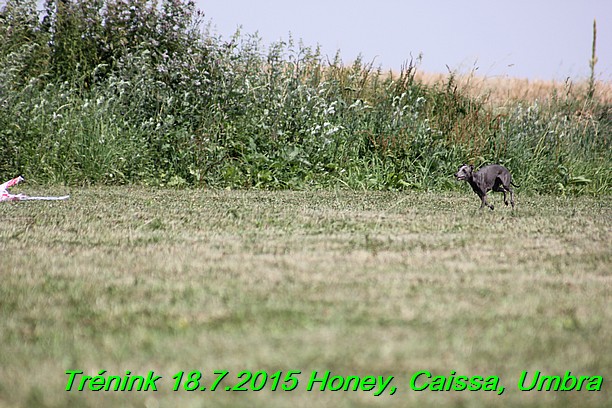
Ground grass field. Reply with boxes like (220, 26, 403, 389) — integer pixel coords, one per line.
(0, 187, 610, 407)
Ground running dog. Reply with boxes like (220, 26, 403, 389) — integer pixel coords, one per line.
(455, 164, 518, 210)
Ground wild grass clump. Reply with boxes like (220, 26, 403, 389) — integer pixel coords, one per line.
(0, 0, 609, 193)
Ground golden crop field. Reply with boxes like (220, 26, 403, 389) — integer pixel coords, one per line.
(414, 72, 612, 106)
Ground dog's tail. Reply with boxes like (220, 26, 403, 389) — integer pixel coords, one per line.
(511, 181, 520, 188)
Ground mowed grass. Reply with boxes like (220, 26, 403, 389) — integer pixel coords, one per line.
(0, 187, 610, 408)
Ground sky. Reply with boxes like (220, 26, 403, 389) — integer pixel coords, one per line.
(197, 0, 611, 81)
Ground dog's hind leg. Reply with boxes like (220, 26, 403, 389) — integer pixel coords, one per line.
(498, 183, 515, 208)
(500, 179, 515, 208)
(493, 180, 508, 206)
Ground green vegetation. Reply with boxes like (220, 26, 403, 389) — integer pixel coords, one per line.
(0, 188, 610, 407)
(1, 0, 610, 193)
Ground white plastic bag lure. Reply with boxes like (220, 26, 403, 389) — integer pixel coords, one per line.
(0, 176, 70, 202)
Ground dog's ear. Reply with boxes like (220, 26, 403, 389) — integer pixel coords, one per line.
(469, 164, 474, 170)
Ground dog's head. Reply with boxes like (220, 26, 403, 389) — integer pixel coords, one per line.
(455, 164, 473, 181)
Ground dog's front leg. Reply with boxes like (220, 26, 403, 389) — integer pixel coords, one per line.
(478, 193, 489, 210)
(482, 194, 494, 210)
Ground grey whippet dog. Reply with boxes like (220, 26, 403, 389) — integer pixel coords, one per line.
(455, 164, 519, 210)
